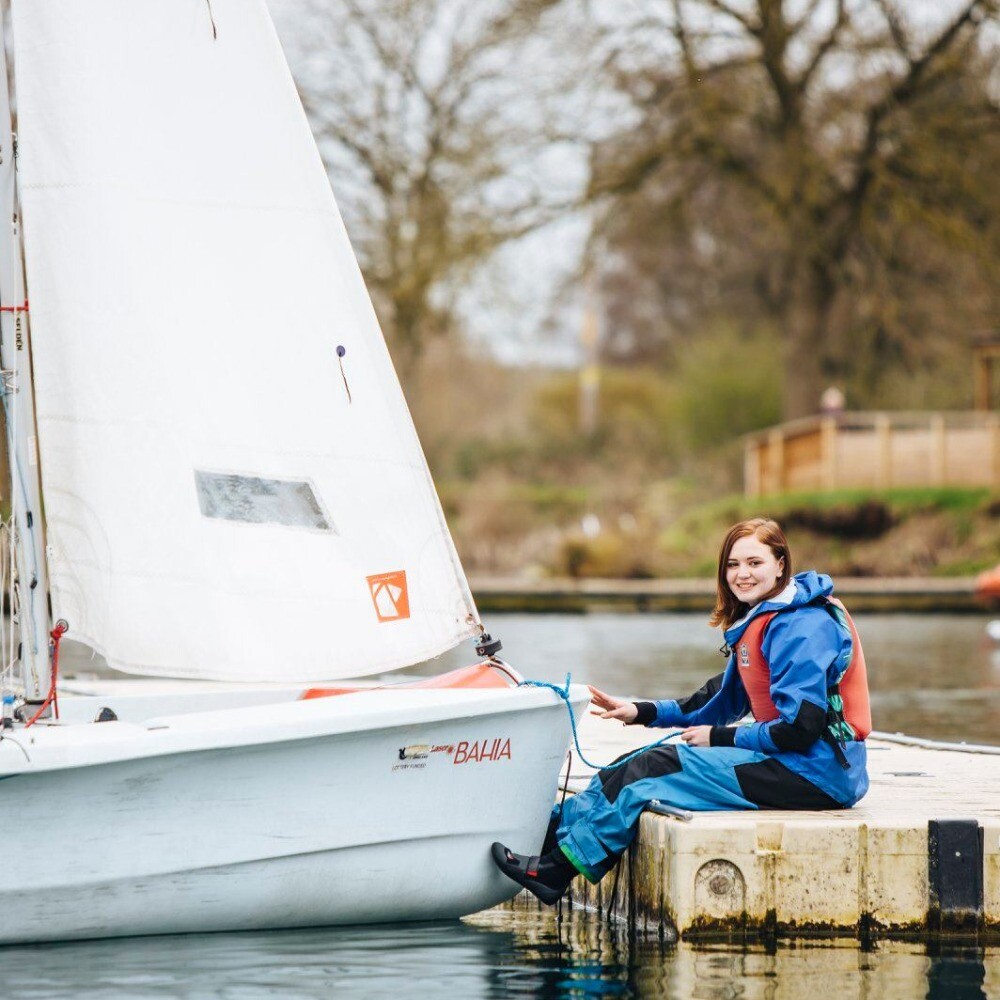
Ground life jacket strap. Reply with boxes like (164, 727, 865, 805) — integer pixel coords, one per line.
(824, 681, 853, 770)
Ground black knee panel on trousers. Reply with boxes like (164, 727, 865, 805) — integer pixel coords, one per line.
(598, 746, 682, 805)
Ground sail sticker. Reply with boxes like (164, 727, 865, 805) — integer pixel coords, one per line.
(194, 471, 334, 531)
(366, 570, 410, 622)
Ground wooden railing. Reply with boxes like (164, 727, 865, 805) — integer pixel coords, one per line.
(743, 411, 1000, 496)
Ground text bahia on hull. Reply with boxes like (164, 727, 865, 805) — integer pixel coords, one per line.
(0, 0, 584, 944)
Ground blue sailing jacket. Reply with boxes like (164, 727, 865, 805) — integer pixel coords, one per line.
(649, 571, 869, 806)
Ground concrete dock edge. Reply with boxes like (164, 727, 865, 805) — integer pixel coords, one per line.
(550, 719, 1000, 941)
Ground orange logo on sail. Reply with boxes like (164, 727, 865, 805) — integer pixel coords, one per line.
(367, 570, 410, 622)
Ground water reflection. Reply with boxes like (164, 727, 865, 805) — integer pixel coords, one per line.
(470, 898, 1000, 1000)
(0, 923, 505, 999)
(0, 895, 996, 998)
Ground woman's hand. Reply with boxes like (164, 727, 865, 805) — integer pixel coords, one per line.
(679, 725, 713, 747)
(588, 685, 638, 725)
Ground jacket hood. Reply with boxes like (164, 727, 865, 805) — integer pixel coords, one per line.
(724, 570, 834, 645)
(792, 570, 834, 604)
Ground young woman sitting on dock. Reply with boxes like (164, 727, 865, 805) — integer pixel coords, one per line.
(492, 517, 871, 904)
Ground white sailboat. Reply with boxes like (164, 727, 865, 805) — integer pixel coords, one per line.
(0, 0, 586, 944)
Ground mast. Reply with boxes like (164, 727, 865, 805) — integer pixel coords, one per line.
(0, 3, 51, 710)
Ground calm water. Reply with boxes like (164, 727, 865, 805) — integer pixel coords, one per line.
(2, 901, 998, 999)
(46, 611, 1000, 999)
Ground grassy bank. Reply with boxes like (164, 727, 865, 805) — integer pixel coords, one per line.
(447, 485, 1000, 580)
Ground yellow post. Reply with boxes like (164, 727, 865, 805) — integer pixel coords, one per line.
(578, 277, 600, 436)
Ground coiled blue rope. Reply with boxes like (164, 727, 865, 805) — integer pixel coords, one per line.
(518, 673, 679, 772)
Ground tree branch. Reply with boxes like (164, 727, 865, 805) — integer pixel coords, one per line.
(798, 0, 848, 92)
(703, 0, 757, 34)
(831, 0, 996, 261)
(873, 0, 913, 61)
(671, 0, 701, 85)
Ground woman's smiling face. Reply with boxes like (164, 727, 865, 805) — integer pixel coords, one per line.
(726, 534, 785, 607)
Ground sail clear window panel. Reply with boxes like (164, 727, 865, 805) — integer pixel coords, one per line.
(194, 470, 334, 531)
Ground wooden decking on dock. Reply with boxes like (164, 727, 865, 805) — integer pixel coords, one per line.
(471, 576, 983, 613)
(555, 713, 1000, 940)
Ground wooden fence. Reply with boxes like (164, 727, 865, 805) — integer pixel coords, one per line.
(744, 411, 1000, 496)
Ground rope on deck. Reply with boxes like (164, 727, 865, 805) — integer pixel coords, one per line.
(870, 730, 1000, 756)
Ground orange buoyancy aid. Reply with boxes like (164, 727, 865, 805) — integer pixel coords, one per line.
(734, 598, 872, 740)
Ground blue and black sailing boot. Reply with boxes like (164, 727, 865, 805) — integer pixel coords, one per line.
(490, 842, 577, 905)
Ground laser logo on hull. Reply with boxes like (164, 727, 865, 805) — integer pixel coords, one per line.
(392, 743, 457, 772)
(390, 738, 511, 771)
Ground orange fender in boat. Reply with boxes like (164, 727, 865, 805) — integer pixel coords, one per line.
(301, 661, 521, 700)
(976, 565, 1000, 600)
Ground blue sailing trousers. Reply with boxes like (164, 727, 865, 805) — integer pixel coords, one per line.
(554, 741, 844, 881)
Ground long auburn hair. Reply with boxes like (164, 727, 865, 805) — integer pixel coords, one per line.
(709, 518, 792, 630)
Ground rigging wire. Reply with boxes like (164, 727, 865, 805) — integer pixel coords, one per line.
(6, 524, 15, 690)
(0, 521, 6, 673)
(0, 518, 9, 695)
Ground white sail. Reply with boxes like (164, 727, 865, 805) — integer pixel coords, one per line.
(9, 0, 479, 681)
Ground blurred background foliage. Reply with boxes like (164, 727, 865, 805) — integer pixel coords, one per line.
(273, 0, 1000, 577)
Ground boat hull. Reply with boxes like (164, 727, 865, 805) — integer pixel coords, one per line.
(0, 687, 582, 943)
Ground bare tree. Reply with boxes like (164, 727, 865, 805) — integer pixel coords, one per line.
(587, 0, 1000, 417)
(278, 0, 579, 371)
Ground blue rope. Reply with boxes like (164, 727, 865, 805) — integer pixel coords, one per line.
(518, 674, 679, 772)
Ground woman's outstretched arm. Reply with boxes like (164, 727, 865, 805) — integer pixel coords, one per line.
(588, 685, 638, 724)
(591, 663, 750, 730)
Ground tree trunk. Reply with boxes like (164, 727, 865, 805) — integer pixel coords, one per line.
(781, 259, 837, 421)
